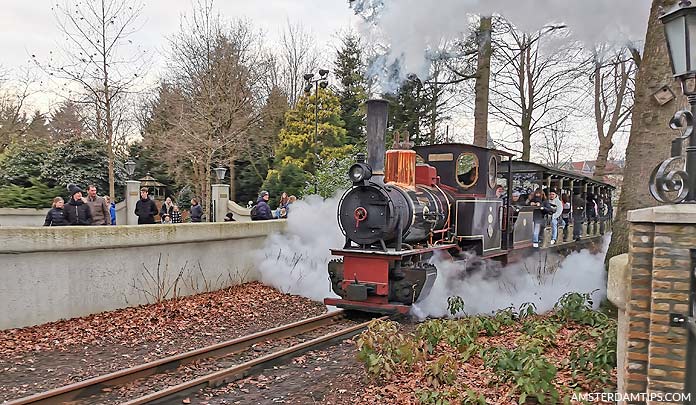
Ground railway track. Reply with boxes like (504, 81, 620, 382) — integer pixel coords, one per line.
(7, 310, 385, 405)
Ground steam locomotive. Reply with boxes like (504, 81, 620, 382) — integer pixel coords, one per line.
(323, 99, 613, 314)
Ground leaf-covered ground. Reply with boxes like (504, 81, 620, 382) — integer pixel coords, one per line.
(352, 293, 617, 405)
(0, 282, 326, 401)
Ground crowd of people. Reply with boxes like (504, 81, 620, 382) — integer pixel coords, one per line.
(250, 190, 296, 221)
(500, 184, 612, 248)
(43, 184, 295, 227)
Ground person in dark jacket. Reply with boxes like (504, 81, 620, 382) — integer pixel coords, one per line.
(528, 188, 551, 248)
(190, 198, 203, 222)
(43, 196, 69, 226)
(572, 193, 586, 241)
(160, 197, 174, 222)
(135, 187, 158, 224)
(64, 184, 93, 225)
(585, 193, 598, 235)
(252, 190, 273, 221)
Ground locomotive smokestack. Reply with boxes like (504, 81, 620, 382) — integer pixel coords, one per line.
(366, 99, 389, 175)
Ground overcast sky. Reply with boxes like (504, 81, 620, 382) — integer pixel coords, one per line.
(1, 0, 357, 109)
(1, 0, 635, 161)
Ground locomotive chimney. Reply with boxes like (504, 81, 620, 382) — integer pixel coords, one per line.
(366, 99, 389, 175)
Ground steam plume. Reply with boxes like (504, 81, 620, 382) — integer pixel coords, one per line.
(351, 0, 650, 93)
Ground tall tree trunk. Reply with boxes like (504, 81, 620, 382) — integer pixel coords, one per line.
(606, 0, 682, 260)
(473, 16, 492, 147)
(521, 126, 532, 161)
(229, 161, 236, 202)
(101, 0, 115, 200)
(594, 138, 613, 180)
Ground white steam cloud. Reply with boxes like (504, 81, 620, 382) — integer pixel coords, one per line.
(256, 195, 342, 302)
(411, 234, 611, 319)
(351, 0, 651, 93)
(258, 195, 611, 320)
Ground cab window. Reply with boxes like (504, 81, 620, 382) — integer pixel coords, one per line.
(456, 152, 479, 188)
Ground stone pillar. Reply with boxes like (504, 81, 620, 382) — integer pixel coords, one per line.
(608, 253, 630, 404)
(622, 205, 696, 403)
(125, 180, 140, 225)
(211, 184, 230, 223)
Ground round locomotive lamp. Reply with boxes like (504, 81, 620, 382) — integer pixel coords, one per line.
(348, 163, 372, 184)
(661, 0, 696, 89)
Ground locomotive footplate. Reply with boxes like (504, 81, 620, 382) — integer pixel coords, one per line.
(324, 298, 411, 314)
(330, 244, 458, 258)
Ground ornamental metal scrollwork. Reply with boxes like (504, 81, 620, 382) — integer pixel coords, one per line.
(649, 109, 692, 203)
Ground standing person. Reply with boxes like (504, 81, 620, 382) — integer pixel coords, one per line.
(64, 184, 92, 225)
(251, 190, 273, 221)
(528, 188, 551, 248)
(190, 198, 203, 222)
(160, 196, 174, 222)
(104, 195, 116, 225)
(548, 190, 563, 245)
(572, 193, 586, 242)
(585, 193, 598, 235)
(561, 193, 571, 242)
(85, 185, 110, 225)
(43, 197, 69, 226)
(135, 187, 158, 224)
(171, 205, 182, 224)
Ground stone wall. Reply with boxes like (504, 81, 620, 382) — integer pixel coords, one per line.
(0, 220, 286, 330)
(615, 205, 696, 403)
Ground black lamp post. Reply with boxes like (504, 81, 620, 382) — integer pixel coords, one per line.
(304, 69, 330, 195)
(651, 0, 696, 203)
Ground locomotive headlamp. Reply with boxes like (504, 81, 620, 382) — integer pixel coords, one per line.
(348, 163, 372, 183)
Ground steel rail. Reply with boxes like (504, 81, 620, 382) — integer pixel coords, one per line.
(122, 315, 388, 405)
(6, 310, 346, 405)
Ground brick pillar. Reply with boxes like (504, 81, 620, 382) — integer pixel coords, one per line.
(625, 223, 654, 395)
(624, 205, 696, 404)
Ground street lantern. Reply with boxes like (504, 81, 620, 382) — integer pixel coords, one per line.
(125, 160, 136, 179)
(649, 0, 696, 203)
(213, 167, 227, 182)
(304, 69, 330, 195)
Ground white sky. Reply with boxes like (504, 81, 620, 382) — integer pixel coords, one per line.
(0, 0, 630, 162)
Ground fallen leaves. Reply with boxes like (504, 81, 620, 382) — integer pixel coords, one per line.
(0, 282, 326, 359)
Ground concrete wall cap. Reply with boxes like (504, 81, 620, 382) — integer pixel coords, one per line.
(0, 220, 287, 253)
(627, 204, 696, 224)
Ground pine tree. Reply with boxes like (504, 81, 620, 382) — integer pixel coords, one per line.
(274, 88, 350, 173)
(49, 101, 86, 141)
(24, 111, 51, 143)
(384, 75, 430, 146)
(334, 32, 368, 145)
(264, 87, 351, 197)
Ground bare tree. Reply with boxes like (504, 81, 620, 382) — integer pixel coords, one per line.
(144, 1, 269, 217)
(35, 0, 148, 199)
(533, 117, 578, 168)
(0, 66, 40, 152)
(590, 48, 636, 179)
(489, 20, 584, 160)
(607, 0, 685, 260)
(278, 20, 319, 108)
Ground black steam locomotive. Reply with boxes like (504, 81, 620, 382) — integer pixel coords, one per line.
(324, 99, 613, 314)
